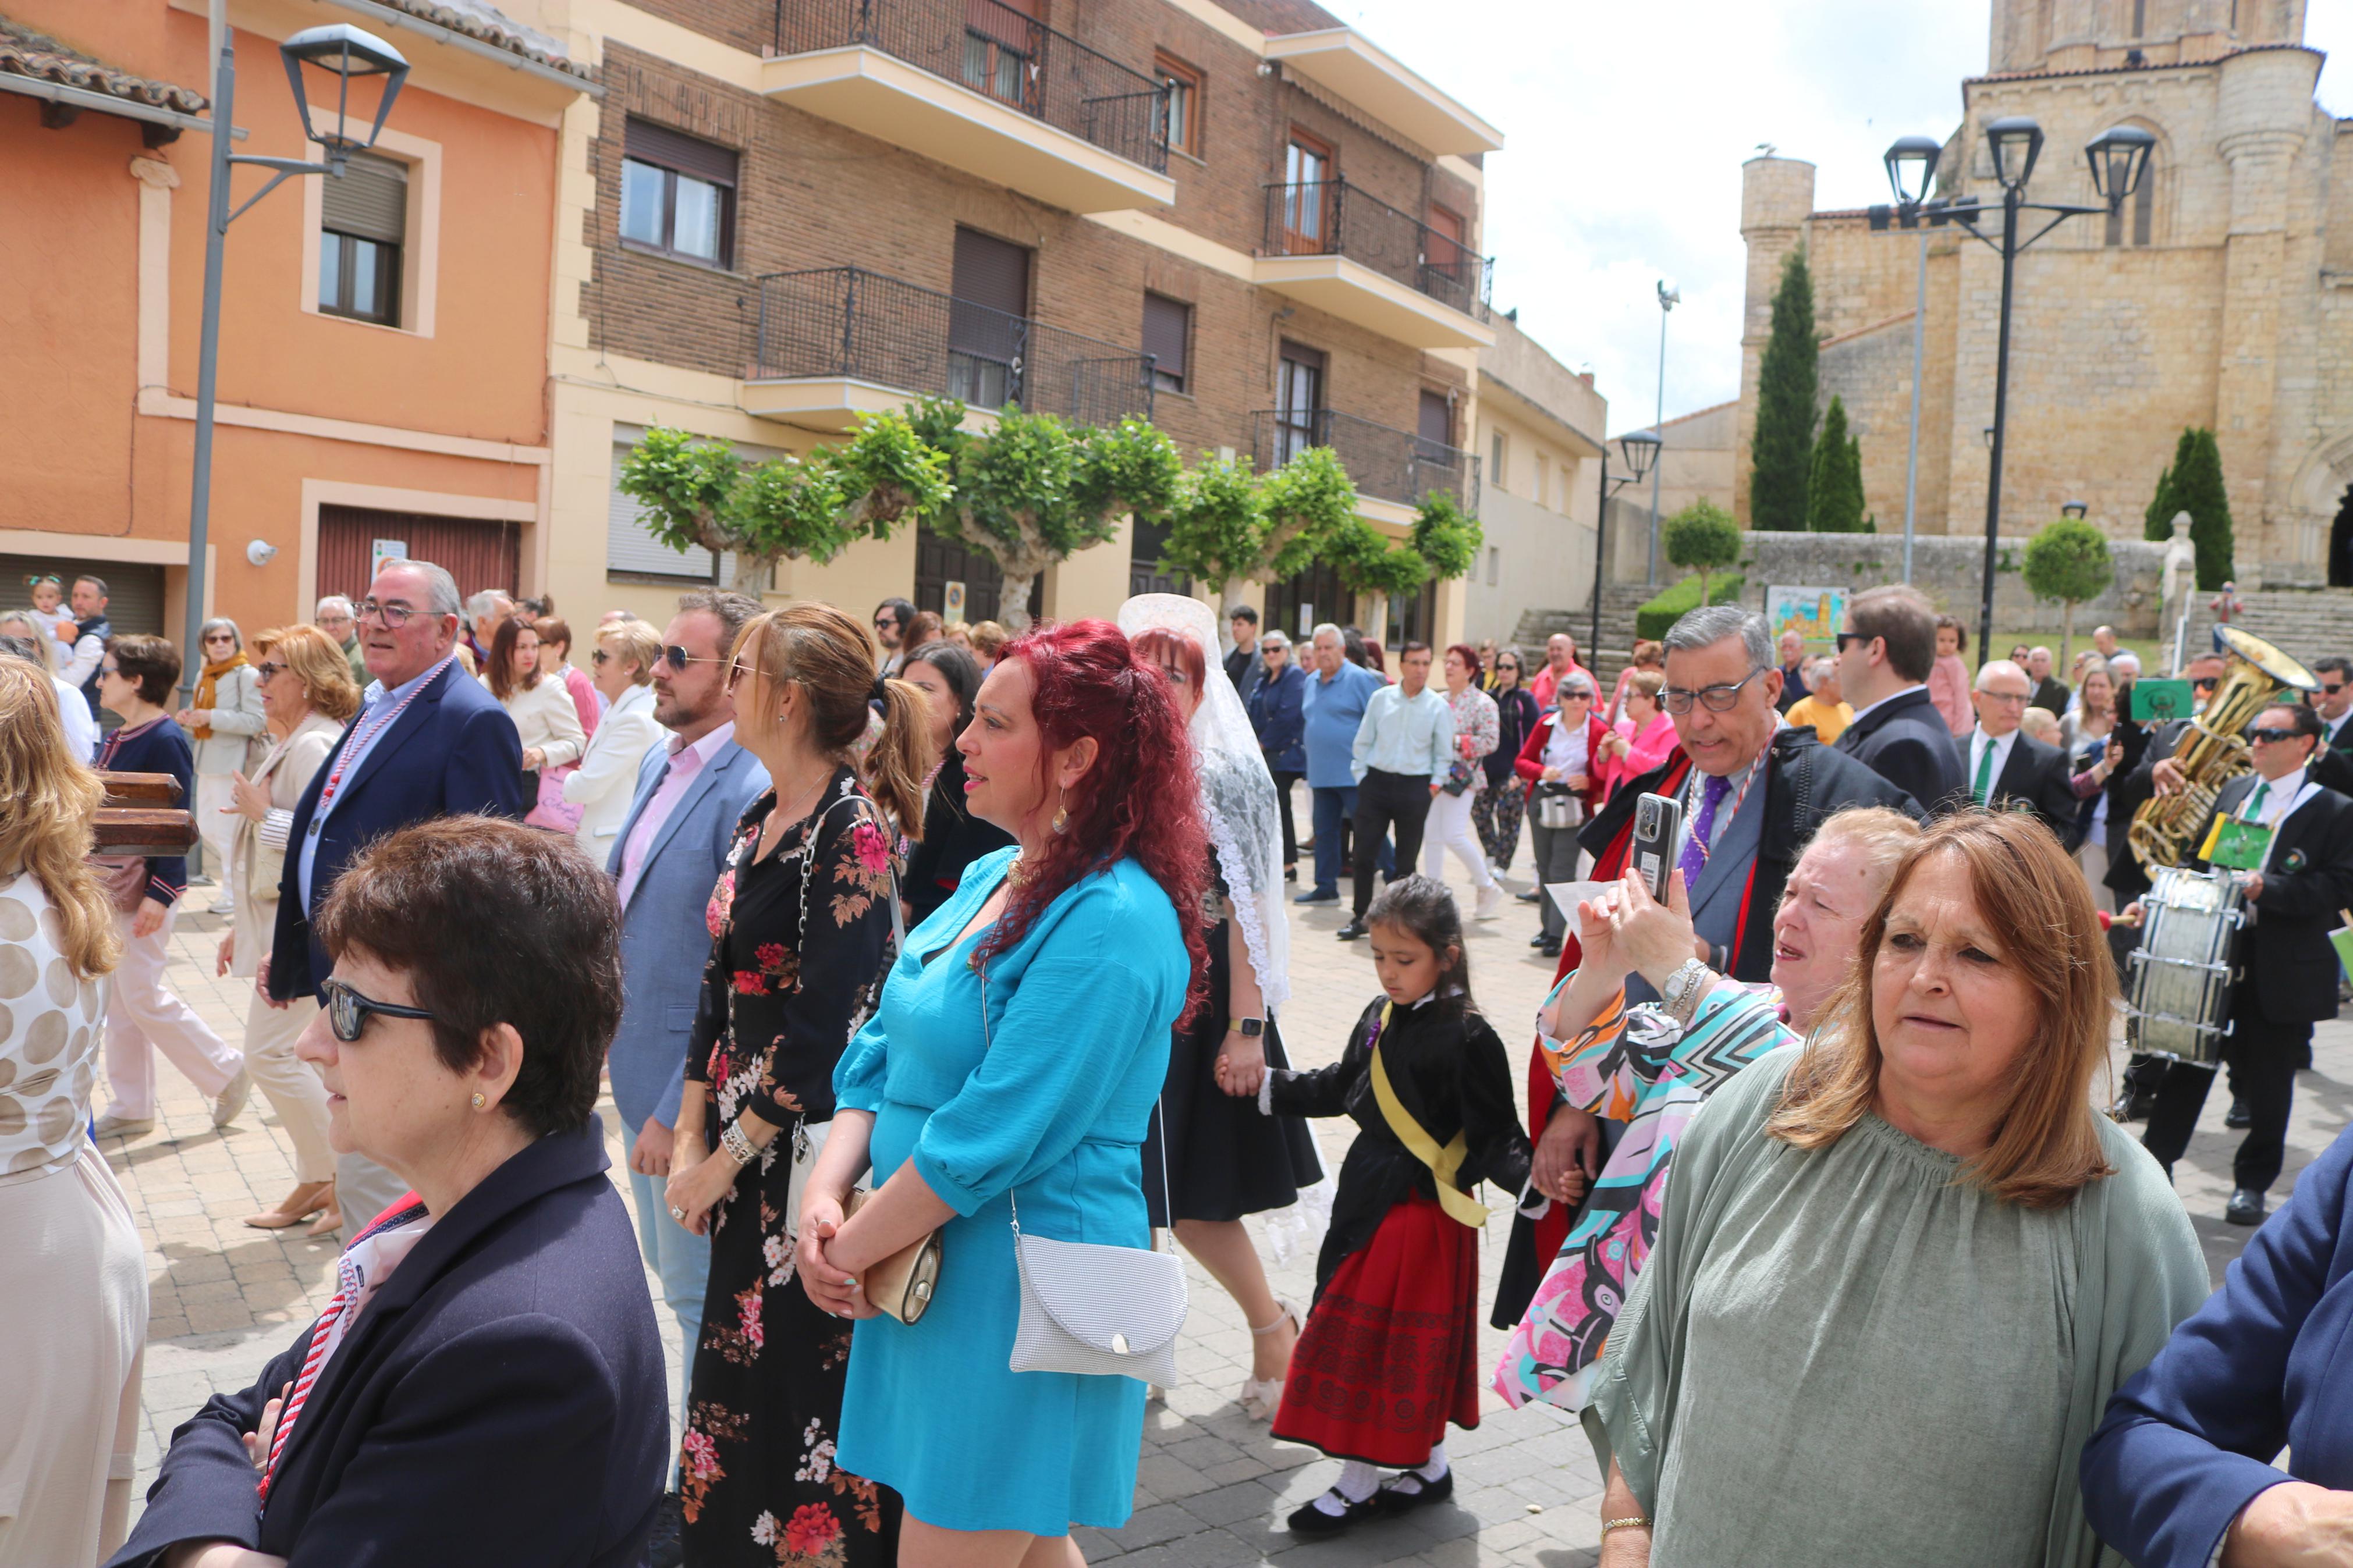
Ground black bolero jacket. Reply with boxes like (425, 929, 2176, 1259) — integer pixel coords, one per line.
(902, 748, 1016, 927)
(110, 1118, 666, 1568)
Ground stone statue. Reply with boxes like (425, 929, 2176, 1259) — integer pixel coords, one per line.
(2160, 510, 2197, 638)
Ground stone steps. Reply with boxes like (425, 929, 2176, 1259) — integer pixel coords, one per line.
(2180, 588, 2353, 675)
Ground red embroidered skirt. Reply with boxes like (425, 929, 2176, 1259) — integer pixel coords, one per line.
(1269, 1190, 1481, 1467)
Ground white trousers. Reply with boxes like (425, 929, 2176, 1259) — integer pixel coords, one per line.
(1423, 785, 1497, 890)
(240, 989, 334, 1183)
(103, 908, 242, 1121)
(193, 774, 238, 901)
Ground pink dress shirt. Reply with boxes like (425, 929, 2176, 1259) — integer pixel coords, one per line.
(1928, 653, 1973, 737)
(616, 721, 736, 908)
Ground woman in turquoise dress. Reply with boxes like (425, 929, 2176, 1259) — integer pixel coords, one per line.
(797, 620, 1209, 1565)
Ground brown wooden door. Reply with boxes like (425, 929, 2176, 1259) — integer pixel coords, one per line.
(1425, 204, 1467, 288)
(1283, 133, 1333, 253)
(317, 504, 520, 606)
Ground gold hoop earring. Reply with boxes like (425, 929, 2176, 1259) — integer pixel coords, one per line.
(470, 1092, 487, 1110)
(1051, 787, 1070, 835)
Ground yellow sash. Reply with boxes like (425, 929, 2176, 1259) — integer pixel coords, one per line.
(1366, 1002, 1491, 1229)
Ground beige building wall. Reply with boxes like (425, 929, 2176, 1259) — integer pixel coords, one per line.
(1467, 316, 1608, 642)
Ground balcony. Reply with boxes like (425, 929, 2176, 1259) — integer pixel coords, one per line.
(1261, 29, 1503, 157)
(1257, 181, 1495, 350)
(765, 0, 1174, 214)
(743, 266, 1156, 432)
(1250, 407, 1479, 525)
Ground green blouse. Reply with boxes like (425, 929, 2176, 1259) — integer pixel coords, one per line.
(1587, 1046, 2209, 1568)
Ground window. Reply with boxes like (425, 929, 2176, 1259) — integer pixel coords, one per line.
(1282, 131, 1333, 251)
(1536, 454, 1551, 509)
(1155, 52, 1201, 157)
(2105, 146, 2156, 247)
(609, 443, 718, 582)
(1142, 293, 1191, 394)
(1490, 429, 1508, 492)
(619, 117, 737, 268)
(964, 0, 1042, 111)
(1426, 203, 1468, 289)
(1275, 343, 1325, 467)
(950, 227, 1034, 409)
(1485, 546, 1499, 586)
(320, 151, 406, 325)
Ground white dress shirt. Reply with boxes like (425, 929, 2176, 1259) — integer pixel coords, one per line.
(1967, 726, 2020, 803)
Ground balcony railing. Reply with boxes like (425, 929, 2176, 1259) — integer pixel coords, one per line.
(754, 267, 1156, 428)
(1250, 407, 1479, 511)
(1262, 180, 1494, 320)
(775, 0, 1169, 173)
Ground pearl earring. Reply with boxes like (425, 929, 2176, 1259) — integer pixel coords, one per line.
(470, 1092, 486, 1110)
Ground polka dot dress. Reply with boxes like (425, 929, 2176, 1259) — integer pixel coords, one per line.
(0, 872, 104, 1178)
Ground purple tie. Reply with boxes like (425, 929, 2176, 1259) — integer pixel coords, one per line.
(1677, 771, 1733, 888)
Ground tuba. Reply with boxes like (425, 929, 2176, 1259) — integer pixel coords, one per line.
(2127, 626, 2318, 870)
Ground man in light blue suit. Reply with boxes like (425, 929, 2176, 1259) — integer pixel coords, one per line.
(605, 590, 769, 1478)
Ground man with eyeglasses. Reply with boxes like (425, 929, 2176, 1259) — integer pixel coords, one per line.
(1963, 660, 2078, 834)
(1491, 603, 1921, 1337)
(2129, 700, 2353, 1226)
(2310, 655, 2353, 758)
(265, 557, 528, 1234)
(872, 597, 915, 678)
(314, 594, 367, 685)
(1832, 584, 1967, 814)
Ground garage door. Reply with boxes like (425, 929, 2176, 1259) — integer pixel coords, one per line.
(316, 506, 520, 606)
(0, 553, 166, 636)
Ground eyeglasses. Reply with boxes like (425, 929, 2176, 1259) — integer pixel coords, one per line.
(1978, 690, 2030, 706)
(1661, 668, 1769, 714)
(251, 660, 289, 682)
(2251, 726, 2304, 744)
(661, 645, 728, 673)
(99, 663, 122, 679)
(1833, 631, 1872, 652)
(354, 599, 424, 628)
(2325, 682, 2347, 696)
(319, 977, 439, 1043)
(590, 649, 611, 666)
(2192, 677, 2219, 692)
(204, 634, 235, 646)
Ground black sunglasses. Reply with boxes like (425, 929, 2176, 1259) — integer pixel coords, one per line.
(2192, 677, 2219, 691)
(2251, 726, 2305, 744)
(661, 645, 728, 672)
(320, 977, 438, 1043)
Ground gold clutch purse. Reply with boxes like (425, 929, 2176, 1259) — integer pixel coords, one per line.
(843, 1189, 943, 1324)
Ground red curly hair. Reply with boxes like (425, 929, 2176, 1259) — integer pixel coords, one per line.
(973, 620, 1210, 1023)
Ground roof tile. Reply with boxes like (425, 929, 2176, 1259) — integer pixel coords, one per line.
(0, 14, 208, 115)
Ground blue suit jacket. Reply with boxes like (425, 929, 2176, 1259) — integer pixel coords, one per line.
(605, 736, 769, 1136)
(109, 1119, 666, 1568)
(2082, 1123, 2353, 1567)
(268, 660, 527, 1002)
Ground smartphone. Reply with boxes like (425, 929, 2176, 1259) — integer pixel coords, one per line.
(1630, 792, 1685, 902)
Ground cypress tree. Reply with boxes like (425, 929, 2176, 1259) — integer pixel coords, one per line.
(1806, 396, 1866, 532)
(2170, 426, 2236, 589)
(2142, 426, 2194, 542)
(1749, 246, 1817, 532)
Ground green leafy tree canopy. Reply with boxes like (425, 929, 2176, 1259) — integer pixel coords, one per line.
(1663, 498, 1742, 602)
(2021, 517, 2114, 669)
(1159, 445, 1354, 594)
(1805, 395, 1866, 533)
(1408, 492, 1484, 582)
(1749, 245, 1818, 532)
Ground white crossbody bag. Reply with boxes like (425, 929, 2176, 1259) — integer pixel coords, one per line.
(981, 963, 1189, 1386)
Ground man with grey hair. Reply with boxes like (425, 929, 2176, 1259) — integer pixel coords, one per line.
(463, 588, 516, 668)
(266, 556, 527, 1233)
(2027, 645, 2069, 715)
(1297, 621, 1388, 903)
(314, 594, 366, 684)
(1965, 658, 2078, 833)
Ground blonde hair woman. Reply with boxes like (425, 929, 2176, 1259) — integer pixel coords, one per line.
(215, 624, 360, 1235)
(0, 660, 144, 1565)
(175, 616, 266, 916)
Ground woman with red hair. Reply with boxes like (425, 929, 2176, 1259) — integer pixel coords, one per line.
(799, 620, 1206, 1567)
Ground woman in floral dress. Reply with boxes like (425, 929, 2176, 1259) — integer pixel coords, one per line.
(665, 604, 930, 1568)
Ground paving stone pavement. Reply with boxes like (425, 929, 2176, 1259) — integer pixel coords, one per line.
(108, 820, 2353, 1566)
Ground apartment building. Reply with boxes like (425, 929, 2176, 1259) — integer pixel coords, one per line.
(509, 0, 1503, 643)
(1465, 312, 1607, 647)
(0, 1, 591, 637)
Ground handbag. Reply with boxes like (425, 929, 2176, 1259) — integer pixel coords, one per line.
(843, 1187, 944, 1324)
(1533, 783, 1583, 831)
(526, 763, 585, 833)
(1442, 759, 1477, 797)
(984, 964, 1190, 1385)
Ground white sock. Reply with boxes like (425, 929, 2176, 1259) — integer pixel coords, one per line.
(1417, 1442, 1449, 1481)
(1313, 1461, 1382, 1514)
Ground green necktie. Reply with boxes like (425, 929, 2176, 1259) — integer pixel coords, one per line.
(1972, 736, 1997, 805)
(2246, 779, 2270, 820)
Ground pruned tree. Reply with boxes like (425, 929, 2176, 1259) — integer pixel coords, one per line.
(1805, 395, 1866, 532)
(617, 416, 952, 590)
(1663, 499, 1742, 603)
(2021, 516, 2113, 670)
(1158, 445, 1355, 593)
(2170, 426, 2236, 591)
(1325, 517, 1431, 646)
(1408, 490, 1484, 583)
(1749, 245, 1818, 531)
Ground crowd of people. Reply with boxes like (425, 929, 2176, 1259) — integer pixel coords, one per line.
(8, 561, 2353, 1568)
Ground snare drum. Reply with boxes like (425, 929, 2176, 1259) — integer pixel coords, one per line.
(2124, 865, 2246, 1065)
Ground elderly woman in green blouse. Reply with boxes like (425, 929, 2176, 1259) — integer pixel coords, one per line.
(1588, 810, 2210, 1568)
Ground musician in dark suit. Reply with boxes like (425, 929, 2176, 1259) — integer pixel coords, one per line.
(2312, 655, 2353, 759)
(1832, 584, 1967, 814)
(1961, 659, 2080, 836)
(2132, 701, 2353, 1226)
(112, 819, 666, 1568)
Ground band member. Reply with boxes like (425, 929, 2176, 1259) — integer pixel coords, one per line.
(2131, 702, 2353, 1226)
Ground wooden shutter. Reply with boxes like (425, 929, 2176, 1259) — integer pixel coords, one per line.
(1418, 390, 1451, 447)
(1142, 294, 1188, 387)
(624, 117, 737, 186)
(0, 553, 164, 637)
(321, 151, 406, 244)
(317, 506, 519, 605)
(952, 227, 1031, 317)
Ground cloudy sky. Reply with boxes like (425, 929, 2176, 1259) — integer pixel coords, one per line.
(1327, 0, 2353, 436)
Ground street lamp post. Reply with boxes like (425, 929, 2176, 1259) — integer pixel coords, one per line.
(1883, 136, 1940, 586)
(1591, 428, 1662, 657)
(181, 24, 408, 701)
(1871, 119, 2152, 661)
(1644, 281, 1678, 585)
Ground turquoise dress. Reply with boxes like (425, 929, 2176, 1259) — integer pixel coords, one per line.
(833, 848, 1189, 1537)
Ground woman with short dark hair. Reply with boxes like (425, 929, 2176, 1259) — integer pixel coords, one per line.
(899, 641, 1013, 926)
(113, 817, 668, 1568)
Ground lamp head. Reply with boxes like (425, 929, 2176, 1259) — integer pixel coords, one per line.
(1619, 428, 1661, 481)
(2085, 123, 2156, 209)
(2061, 499, 2089, 520)
(1656, 279, 1680, 311)
(1984, 115, 2045, 191)
(280, 24, 409, 156)
(1883, 134, 1943, 208)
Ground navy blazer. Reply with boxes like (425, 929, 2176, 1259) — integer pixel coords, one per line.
(1248, 662, 1307, 773)
(2082, 1122, 2353, 1567)
(268, 659, 527, 1002)
(1834, 684, 1965, 815)
(110, 1118, 666, 1568)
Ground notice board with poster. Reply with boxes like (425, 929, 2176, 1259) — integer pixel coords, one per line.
(1765, 586, 1847, 647)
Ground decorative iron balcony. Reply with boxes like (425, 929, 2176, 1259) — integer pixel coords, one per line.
(1261, 180, 1493, 321)
(1251, 407, 1479, 511)
(753, 267, 1156, 428)
(775, 0, 1169, 174)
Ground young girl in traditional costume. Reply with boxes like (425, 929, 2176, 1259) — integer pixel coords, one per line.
(1259, 874, 1549, 1534)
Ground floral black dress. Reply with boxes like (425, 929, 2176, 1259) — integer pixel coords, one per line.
(679, 766, 903, 1568)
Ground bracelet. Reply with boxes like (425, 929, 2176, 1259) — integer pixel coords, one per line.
(1600, 1517, 1652, 1537)
(719, 1121, 758, 1168)
(1661, 958, 1712, 1028)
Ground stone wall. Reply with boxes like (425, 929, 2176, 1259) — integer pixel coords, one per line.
(1712, 530, 2171, 636)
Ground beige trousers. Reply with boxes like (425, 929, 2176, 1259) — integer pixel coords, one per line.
(241, 989, 334, 1183)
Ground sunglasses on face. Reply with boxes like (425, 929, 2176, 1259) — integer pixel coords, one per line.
(2251, 726, 2304, 744)
(2325, 683, 2347, 696)
(320, 977, 439, 1043)
(1834, 631, 1871, 652)
(100, 664, 121, 679)
(590, 649, 612, 665)
(2194, 677, 2219, 692)
(204, 634, 235, 645)
(251, 660, 289, 682)
(661, 645, 727, 673)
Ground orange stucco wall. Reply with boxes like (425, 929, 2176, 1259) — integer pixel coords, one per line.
(0, 2, 560, 638)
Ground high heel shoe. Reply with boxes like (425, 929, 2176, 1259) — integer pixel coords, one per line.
(1238, 1299, 1302, 1420)
(244, 1179, 336, 1231)
(304, 1204, 346, 1240)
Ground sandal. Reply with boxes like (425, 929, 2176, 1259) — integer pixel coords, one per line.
(1238, 1300, 1302, 1420)
(244, 1179, 336, 1231)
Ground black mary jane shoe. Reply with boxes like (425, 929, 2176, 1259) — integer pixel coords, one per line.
(2226, 1188, 2267, 1226)
(1288, 1490, 1382, 1536)
(1369, 1469, 1454, 1517)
